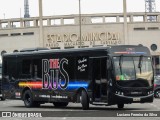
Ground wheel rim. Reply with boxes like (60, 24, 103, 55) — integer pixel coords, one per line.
(25, 94, 31, 105)
(157, 91, 160, 98)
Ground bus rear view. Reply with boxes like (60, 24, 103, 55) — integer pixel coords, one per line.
(108, 45, 154, 108)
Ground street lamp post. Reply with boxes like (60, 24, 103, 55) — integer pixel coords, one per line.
(123, 0, 128, 45)
(79, 0, 82, 48)
(39, 0, 44, 47)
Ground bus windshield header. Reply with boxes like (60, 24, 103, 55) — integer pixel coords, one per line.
(108, 45, 150, 56)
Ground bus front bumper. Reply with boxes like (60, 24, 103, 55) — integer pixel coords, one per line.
(113, 93, 154, 104)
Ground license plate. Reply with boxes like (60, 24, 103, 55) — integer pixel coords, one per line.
(133, 98, 141, 101)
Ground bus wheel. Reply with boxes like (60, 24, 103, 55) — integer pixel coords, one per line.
(81, 90, 89, 110)
(23, 90, 34, 107)
(34, 102, 41, 107)
(117, 103, 124, 109)
(1, 97, 5, 101)
(53, 102, 69, 107)
(155, 90, 160, 98)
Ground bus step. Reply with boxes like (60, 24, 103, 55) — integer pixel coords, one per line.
(92, 102, 108, 105)
(101, 96, 107, 100)
(95, 98, 101, 101)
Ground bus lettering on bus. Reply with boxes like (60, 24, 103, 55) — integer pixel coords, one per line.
(42, 58, 69, 90)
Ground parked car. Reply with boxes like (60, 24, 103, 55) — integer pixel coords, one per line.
(154, 76, 160, 98)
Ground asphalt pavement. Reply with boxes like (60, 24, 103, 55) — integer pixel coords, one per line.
(0, 98, 160, 119)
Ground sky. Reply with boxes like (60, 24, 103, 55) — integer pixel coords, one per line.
(0, 0, 160, 19)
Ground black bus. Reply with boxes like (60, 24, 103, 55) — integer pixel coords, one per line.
(0, 62, 3, 100)
(0, 57, 5, 100)
(2, 45, 154, 109)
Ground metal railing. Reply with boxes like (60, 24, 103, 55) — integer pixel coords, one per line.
(0, 12, 160, 29)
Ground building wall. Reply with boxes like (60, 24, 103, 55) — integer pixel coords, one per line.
(44, 23, 124, 49)
(127, 22, 160, 55)
(0, 12, 160, 55)
(0, 28, 39, 52)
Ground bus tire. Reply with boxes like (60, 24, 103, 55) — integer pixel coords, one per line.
(23, 90, 34, 108)
(1, 97, 5, 101)
(34, 102, 41, 107)
(117, 103, 124, 109)
(81, 90, 89, 110)
(53, 102, 69, 107)
(155, 90, 160, 98)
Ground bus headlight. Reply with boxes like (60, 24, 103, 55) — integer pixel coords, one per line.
(147, 91, 153, 95)
(116, 91, 124, 96)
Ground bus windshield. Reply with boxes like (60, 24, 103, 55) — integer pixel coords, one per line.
(113, 56, 153, 87)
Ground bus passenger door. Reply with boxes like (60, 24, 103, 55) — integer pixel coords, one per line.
(90, 57, 109, 102)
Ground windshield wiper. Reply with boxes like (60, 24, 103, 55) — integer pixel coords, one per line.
(138, 55, 143, 74)
(119, 55, 123, 75)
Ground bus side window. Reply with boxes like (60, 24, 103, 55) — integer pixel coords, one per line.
(3, 60, 9, 81)
(33, 59, 42, 78)
(34, 65, 38, 78)
(21, 60, 32, 78)
(3, 58, 17, 80)
(3, 60, 8, 76)
(20, 59, 42, 79)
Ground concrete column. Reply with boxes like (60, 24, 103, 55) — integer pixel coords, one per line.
(103, 16, 105, 23)
(0, 21, 2, 29)
(47, 19, 51, 26)
(8, 21, 11, 28)
(123, 0, 128, 45)
(20, 20, 24, 28)
(116, 16, 120, 22)
(130, 15, 133, 22)
(74, 16, 79, 25)
(61, 18, 64, 25)
(158, 15, 160, 22)
(33, 20, 38, 27)
(144, 14, 148, 22)
(39, 0, 44, 47)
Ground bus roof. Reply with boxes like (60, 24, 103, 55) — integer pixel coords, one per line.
(3, 45, 151, 57)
